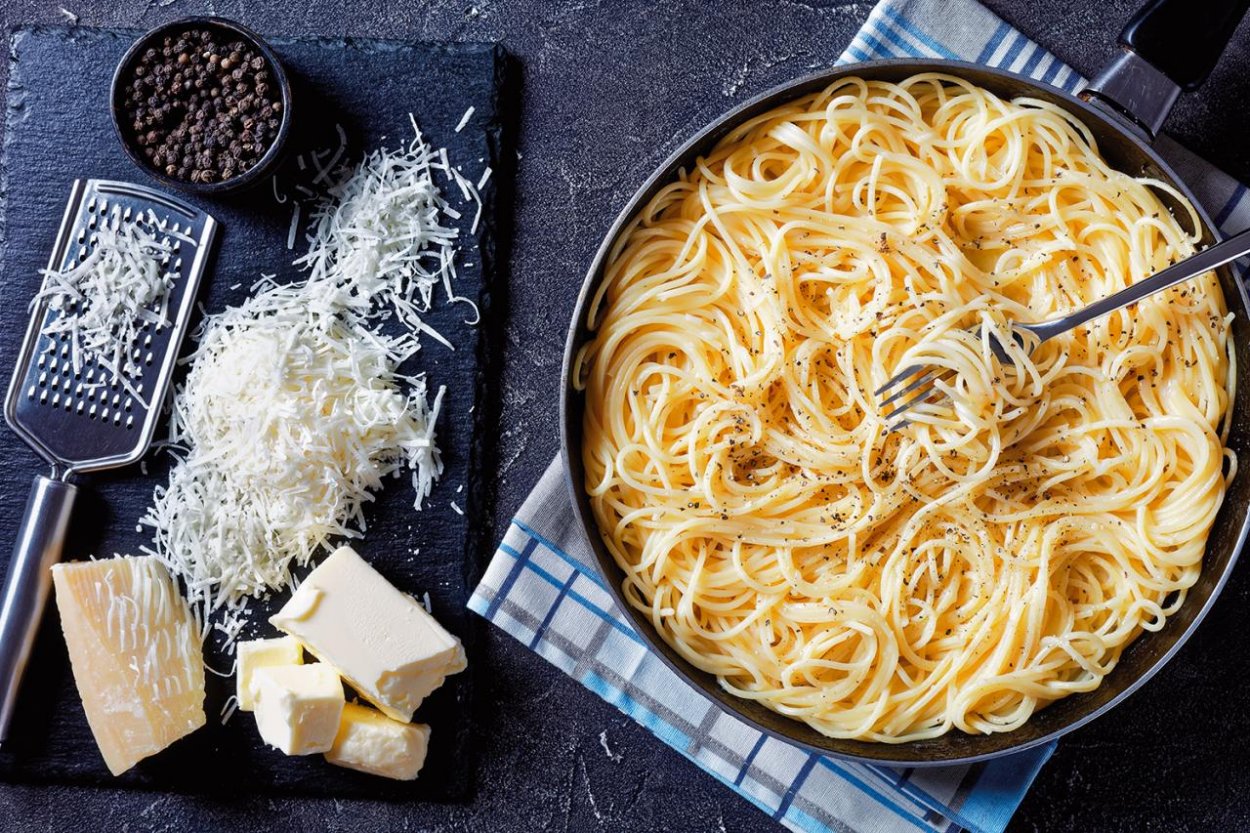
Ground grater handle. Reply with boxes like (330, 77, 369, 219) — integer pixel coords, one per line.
(0, 475, 77, 746)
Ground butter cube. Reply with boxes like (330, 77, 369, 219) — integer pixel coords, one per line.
(270, 546, 467, 722)
(325, 703, 431, 781)
(237, 636, 303, 711)
(253, 664, 344, 755)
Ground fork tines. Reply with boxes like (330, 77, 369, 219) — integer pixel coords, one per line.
(874, 365, 956, 432)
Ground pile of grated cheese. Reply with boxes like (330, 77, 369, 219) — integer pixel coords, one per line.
(141, 120, 481, 631)
(296, 116, 482, 338)
(35, 218, 174, 403)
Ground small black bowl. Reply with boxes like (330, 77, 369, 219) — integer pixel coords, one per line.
(110, 16, 293, 196)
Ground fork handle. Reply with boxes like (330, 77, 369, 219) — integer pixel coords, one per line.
(1033, 225, 1250, 340)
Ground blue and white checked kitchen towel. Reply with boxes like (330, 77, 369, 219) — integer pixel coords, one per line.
(469, 1, 1250, 831)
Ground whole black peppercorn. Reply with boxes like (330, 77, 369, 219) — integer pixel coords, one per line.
(121, 25, 283, 184)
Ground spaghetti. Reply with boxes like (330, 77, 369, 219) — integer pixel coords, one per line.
(576, 74, 1236, 741)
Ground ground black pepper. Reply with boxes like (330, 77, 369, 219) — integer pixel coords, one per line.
(120, 27, 283, 184)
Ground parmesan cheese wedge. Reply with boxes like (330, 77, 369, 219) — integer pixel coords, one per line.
(51, 556, 205, 776)
(270, 546, 466, 722)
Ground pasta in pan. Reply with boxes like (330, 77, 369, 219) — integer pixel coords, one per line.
(576, 74, 1235, 741)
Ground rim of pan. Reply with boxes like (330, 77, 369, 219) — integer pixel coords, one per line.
(559, 57, 1250, 766)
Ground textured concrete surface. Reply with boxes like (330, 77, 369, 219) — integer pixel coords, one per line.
(1, 0, 1249, 831)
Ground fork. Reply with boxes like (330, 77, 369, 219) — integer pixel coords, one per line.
(875, 226, 1250, 432)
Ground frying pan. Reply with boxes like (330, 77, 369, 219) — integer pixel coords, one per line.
(559, 0, 1250, 765)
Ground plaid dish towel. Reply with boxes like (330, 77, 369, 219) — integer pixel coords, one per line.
(469, 1, 1250, 831)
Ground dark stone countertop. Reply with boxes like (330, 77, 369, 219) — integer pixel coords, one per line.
(3, 0, 1250, 831)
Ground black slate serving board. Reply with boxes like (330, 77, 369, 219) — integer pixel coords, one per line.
(0, 25, 510, 801)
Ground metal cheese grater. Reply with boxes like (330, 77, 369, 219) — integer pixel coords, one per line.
(0, 179, 217, 746)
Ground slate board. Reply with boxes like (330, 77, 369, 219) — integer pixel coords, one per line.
(0, 25, 512, 802)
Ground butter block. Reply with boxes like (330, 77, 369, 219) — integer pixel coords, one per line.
(51, 556, 206, 776)
(325, 702, 430, 780)
(237, 636, 303, 711)
(253, 664, 344, 755)
(270, 546, 467, 721)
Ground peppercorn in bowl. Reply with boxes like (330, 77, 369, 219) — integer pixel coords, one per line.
(111, 17, 293, 195)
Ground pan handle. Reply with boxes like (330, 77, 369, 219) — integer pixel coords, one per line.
(1122, 0, 1250, 91)
(1082, 0, 1250, 138)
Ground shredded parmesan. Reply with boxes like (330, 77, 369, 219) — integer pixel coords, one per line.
(220, 695, 239, 725)
(34, 216, 175, 405)
(143, 118, 478, 636)
(286, 203, 301, 250)
(454, 106, 474, 133)
(295, 115, 482, 337)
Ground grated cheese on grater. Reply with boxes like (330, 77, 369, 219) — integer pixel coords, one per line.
(141, 119, 480, 636)
(34, 217, 176, 404)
